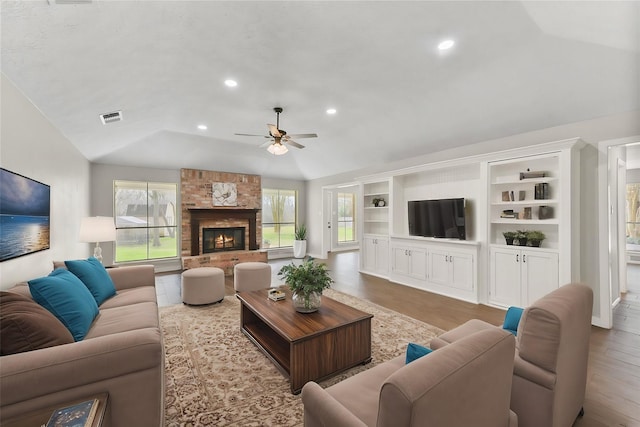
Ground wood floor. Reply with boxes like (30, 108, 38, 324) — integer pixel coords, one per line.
(157, 251, 640, 427)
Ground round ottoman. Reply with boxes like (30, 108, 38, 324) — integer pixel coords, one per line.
(181, 267, 225, 305)
(234, 262, 272, 292)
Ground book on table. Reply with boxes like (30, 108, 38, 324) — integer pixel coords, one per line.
(44, 398, 98, 427)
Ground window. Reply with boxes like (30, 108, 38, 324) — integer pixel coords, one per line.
(114, 180, 178, 262)
(337, 192, 356, 243)
(627, 183, 640, 246)
(262, 188, 296, 248)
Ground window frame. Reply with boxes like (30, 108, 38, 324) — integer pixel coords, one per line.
(261, 188, 298, 249)
(113, 180, 178, 263)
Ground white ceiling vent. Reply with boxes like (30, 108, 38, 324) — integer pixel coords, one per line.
(100, 110, 123, 125)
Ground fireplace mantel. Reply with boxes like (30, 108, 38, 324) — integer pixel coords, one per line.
(188, 208, 260, 255)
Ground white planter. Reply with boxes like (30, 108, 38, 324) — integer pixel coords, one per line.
(293, 240, 307, 258)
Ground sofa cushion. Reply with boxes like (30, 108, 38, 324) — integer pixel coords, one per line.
(99, 286, 157, 309)
(28, 269, 99, 341)
(65, 257, 116, 306)
(84, 302, 160, 339)
(405, 342, 433, 364)
(0, 291, 74, 355)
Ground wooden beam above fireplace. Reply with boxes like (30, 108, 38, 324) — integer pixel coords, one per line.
(188, 208, 260, 255)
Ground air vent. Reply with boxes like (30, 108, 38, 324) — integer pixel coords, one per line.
(100, 110, 123, 125)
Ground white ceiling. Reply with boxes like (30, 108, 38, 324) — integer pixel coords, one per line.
(2, 1, 639, 180)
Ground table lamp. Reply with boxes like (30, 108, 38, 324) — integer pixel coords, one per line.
(79, 216, 116, 264)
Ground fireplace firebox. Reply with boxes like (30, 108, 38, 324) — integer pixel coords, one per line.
(203, 227, 245, 253)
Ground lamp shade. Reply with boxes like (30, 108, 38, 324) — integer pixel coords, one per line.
(79, 217, 116, 243)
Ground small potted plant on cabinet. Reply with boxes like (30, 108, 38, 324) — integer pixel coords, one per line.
(278, 257, 334, 313)
(526, 230, 546, 247)
(503, 231, 517, 245)
(293, 224, 307, 258)
(515, 230, 528, 246)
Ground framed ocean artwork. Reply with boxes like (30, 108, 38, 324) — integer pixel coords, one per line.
(0, 168, 50, 262)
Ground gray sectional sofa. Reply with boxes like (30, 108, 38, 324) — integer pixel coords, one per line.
(0, 264, 164, 426)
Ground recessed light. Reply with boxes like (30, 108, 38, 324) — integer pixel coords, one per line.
(224, 79, 238, 87)
(438, 40, 455, 50)
(197, 124, 207, 130)
(326, 108, 337, 115)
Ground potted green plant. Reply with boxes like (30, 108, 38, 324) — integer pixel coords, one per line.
(278, 257, 334, 313)
(502, 231, 517, 245)
(293, 224, 307, 258)
(515, 230, 528, 246)
(526, 230, 546, 247)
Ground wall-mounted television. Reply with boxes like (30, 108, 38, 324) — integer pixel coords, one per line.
(408, 198, 466, 240)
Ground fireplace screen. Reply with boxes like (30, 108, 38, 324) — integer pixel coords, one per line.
(203, 227, 245, 253)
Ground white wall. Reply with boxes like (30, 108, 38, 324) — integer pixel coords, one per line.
(0, 74, 91, 289)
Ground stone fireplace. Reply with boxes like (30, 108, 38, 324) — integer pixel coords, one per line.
(180, 169, 267, 274)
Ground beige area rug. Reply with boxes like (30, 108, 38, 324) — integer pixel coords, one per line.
(160, 289, 445, 426)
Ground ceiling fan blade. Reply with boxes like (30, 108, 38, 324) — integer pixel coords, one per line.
(285, 139, 305, 149)
(235, 133, 271, 138)
(267, 124, 281, 138)
(286, 133, 317, 139)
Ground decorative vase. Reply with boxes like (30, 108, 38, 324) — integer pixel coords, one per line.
(293, 240, 307, 258)
(292, 290, 321, 313)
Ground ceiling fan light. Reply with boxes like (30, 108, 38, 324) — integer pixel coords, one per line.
(267, 143, 288, 155)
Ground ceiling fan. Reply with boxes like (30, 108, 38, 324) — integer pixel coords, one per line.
(235, 107, 318, 155)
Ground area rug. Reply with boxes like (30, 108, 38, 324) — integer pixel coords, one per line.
(160, 289, 444, 426)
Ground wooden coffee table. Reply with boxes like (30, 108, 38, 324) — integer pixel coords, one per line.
(237, 288, 373, 394)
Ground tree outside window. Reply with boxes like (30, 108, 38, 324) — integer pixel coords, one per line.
(337, 192, 356, 242)
(114, 180, 178, 262)
(262, 188, 296, 248)
(627, 183, 640, 246)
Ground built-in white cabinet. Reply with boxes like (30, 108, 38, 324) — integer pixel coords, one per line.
(489, 247, 559, 307)
(357, 138, 582, 307)
(391, 244, 427, 281)
(487, 144, 580, 308)
(362, 235, 389, 278)
(428, 247, 475, 292)
(389, 237, 478, 302)
(362, 180, 390, 236)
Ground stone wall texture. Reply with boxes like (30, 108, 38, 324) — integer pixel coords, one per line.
(180, 169, 264, 273)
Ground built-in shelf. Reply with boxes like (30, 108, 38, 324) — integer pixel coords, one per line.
(491, 219, 559, 225)
(491, 199, 558, 206)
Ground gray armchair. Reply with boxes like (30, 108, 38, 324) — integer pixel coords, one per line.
(430, 283, 593, 427)
(302, 328, 518, 427)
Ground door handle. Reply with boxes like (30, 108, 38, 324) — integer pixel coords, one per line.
(516, 254, 519, 262)
(523, 254, 526, 263)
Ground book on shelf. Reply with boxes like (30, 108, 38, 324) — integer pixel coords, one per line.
(44, 398, 98, 427)
(534, 183, 549, 200)
(500, 209, 519, 219)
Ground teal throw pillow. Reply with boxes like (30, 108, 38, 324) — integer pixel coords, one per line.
(28, 269, 99, 341)
(405, 342, 433, 364)
(503, 306, 524, 335)
(65, 257, 116, 306)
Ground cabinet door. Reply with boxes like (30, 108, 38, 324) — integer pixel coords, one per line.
(391, 246, 411, 276)
(428, 249, 450, 285)
(362, 237, 377, 272)
(522, 250, 559, 305)
(408, 247, 427, 280)
(376, 238, 389, 275)
(449, 251, 474, 291)
(490, 247, 521, 306)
